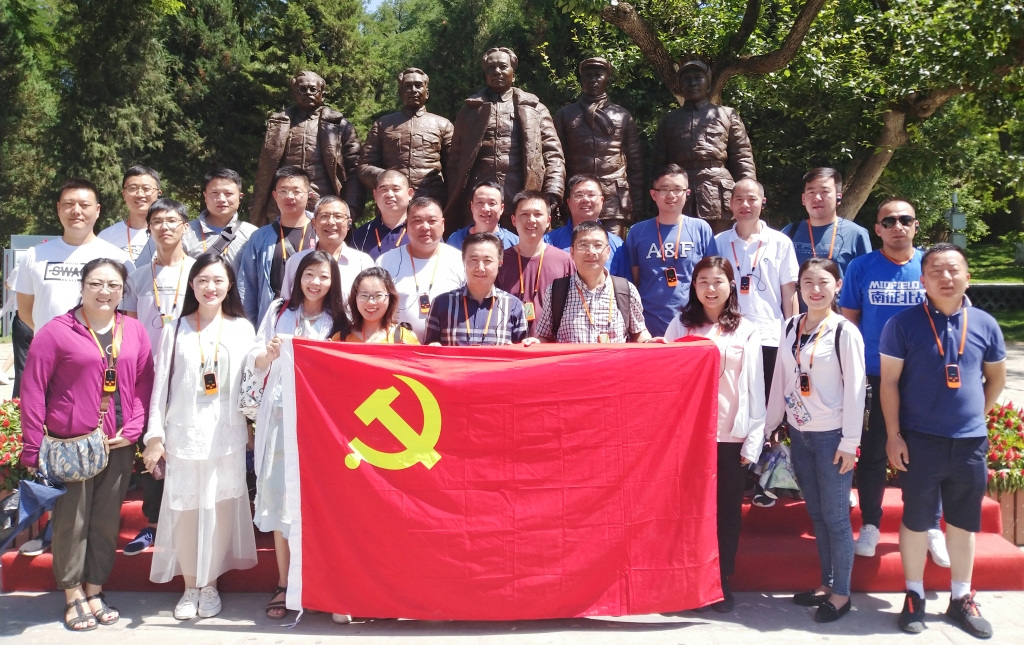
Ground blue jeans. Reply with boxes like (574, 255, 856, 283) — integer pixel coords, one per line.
(790, 428, 855, 596)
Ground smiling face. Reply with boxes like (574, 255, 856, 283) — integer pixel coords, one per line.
(463, 241, 501, 293)
(355, 276, 390, 324)
(148, 209, 186, 250)
(875, 200, 917, 253)
(313, 201, 350, 245)
(921, 250, 970, 305)
(400, 72, 429, 110)
(470, 185, 503, 232)
(694, 265, 731, 313)
(571, 229, 611, 273)
(729, 180, 763, 224)
(273, 176, 310, 219)
(801, 177, 839, 223)
(580, 65, 609, 98)
(122, 174, 160, 222)
(512, 198, 550, 243)
(407, 203, 445, 253)
(650, 173, 689, 217)
(80, 265, 124, 315)
(799, 266, 841, 314)
(373, 176, 413, 219)
(566, 179, 604, 224)
(483, 51, 515, 94)
(300, 261, 332, 306)
(58, 188, 102, 235)
(192, 262, 231, 310)
(204, 178, 242, 220)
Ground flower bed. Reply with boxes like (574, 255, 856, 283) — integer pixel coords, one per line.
(0, 398, 29, 494)
(988, 401, 1024, 544)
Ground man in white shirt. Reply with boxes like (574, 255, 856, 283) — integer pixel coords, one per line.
(281, 196, 373, 301)
(376, 197, 465, 342)
(120, 197, 195, 558)
(96, 165, 161, 265)
(714, 178, 799, 399)
(182, 168, 258, 270)
(16, 178, 132, 333)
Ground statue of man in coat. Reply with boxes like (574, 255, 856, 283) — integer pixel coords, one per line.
(251, 71, 364, 226)
(445, 47, 565, 230)
(653, 60, 756, 228)
(554, 57, 644, 239)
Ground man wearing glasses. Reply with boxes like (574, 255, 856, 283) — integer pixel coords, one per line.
(544, 174, 630, 278)
(280, 196, 373, 301)
(182, 168, 258, 271)
(839, 199, 949, 566)
(625, 164, 718, 337)
(97, 165, 162, 265)
(238, 166, 318, 326)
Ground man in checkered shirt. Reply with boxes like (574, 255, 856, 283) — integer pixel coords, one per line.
(424, 232, 533, 346)
(535, 220, 653, 343)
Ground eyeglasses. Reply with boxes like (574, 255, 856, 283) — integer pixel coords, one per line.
(574, 242, 608, 253)
(652, 188, 687, 197)
(84, 281, 123, 292)
(295, 85, 321, 95)
(315, 213, 351, 223)
(150, 218, 183, 229)
(879, 215, 916, 229)
(124, 185, 158, 196)
(570, 191, 602, 201)
(276, 189, 308, 198)
(356, 293, 389, 303)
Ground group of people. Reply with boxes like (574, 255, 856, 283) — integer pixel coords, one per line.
(8, 158, 1005, 640)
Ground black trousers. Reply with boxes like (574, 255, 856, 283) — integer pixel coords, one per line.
(761, 345, 778, 404)
(717, 442, 748, 578)
(11, 313, 33, 398)
(136, 438, 164, 525)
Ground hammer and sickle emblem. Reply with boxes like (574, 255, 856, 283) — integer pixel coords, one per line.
(344, 374, 442, 470)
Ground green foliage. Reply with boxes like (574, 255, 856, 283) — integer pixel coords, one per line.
(987, 402, 1024, 495)
(991, 309, 1024, 343)
(0, 399, 27, 493)
(966, 243, 1024, 284)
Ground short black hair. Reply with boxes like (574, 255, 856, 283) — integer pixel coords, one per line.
(273, 165, 311, 191)
(471, 180, 503, 202)
(408, 196, 442, 216)
(122, 165, 161, 189)
(203, 168, 243, 192)
(147, 198, 189, 225)
(803, 167, 843, 193)
(80, 258, 129, 288)
(512, 190, 549, 215)
(652, 164, 688, 185)
(570, 219, 609, 246)
(565, 174, 602, 196)
(462, 231, 503, 259)
(922, 243, 968, 270)
(57, 178, 100, 203)
(876, 197, 916, 219)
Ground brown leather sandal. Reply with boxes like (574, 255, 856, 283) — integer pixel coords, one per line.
(64, 598, 97, 632)
(86, 592, 119, 625)
(266, 585, 288, 619)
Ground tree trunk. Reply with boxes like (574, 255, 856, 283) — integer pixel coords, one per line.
(599, 3, 684, 104)
(838, 110, 908, 220)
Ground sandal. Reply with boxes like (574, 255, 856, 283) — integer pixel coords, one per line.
(86, 592, 119, 626)
(64, 598, 97, 632)
(266, 585, 288, 619)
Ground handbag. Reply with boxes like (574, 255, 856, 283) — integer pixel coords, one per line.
(38, 391, 119, 484)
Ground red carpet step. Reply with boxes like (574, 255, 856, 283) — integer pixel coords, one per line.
(3, 488, 1023, 593)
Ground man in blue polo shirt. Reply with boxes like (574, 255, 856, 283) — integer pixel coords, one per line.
(840, 198, 947, 565)
(445, 181, 519, 250)
(351, 170, 413, 260)
(625, 164, 717, 337)
(880, 243, 1006, 638)
(544, 174, 629, 277)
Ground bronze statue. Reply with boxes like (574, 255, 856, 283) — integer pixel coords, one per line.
(652, 60, 756, 226)
(251, 71, 364, 226)
(445, 47, 565, 230)
(554, 57, 644, 239)
(358, 68, 454, 203)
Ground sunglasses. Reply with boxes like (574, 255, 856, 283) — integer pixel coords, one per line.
(879, 215, 916, 229)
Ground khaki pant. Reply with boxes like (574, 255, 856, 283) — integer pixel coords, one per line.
(50, 445, 134, 589)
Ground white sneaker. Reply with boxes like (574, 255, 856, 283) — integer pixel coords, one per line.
(197, 586, 222, 618)
(928, 529, 951, 568)
(855, 524, 881, 557)
(174, 588, 200, 620)
(849, 490, 858, 507)
(332, 613, 352, 624)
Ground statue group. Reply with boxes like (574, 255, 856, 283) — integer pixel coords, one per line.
(253, 50, 757, 234)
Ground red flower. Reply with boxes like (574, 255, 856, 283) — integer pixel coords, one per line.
(1, 419, 8, 428)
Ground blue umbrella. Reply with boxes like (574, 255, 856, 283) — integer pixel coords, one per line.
(0, 478, 64, 551)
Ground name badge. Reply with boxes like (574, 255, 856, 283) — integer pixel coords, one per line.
(523, 302, 535, 322)
(598, 332, 610, 344)
(161, 315, 174, 326)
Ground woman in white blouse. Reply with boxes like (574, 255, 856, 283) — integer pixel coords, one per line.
(766, 257, 866, 624)
(244, 250, 349, 621)
(665, 256, 766, 613)
(142, 254, 258, 620)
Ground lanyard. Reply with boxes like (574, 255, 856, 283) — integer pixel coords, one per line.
(656, 220, 684, 264)
(807, 220, 838, 260)
(576, 277, 615, 331)
(730, 239, 764, 275)
(516, 246, 545, 301)
(795, 313, 830, 372)
(408, 245, 441, 296)
(151, 259, 186, 317)
(195, 312, 224, 370)
(82, 311, 120, 367)
(126, 223, 136, 261)
(924, 302, 968, 362)
(279, 220, 310, 261)
(462, 296, 495, 343)
(375, 224, 406, 253)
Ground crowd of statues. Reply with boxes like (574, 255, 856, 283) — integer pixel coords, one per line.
(252, 48, 757, 236)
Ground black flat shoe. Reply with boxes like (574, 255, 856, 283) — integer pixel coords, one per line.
(712, 576, 735, 613)
(815, 599, 852, 623)
(793, 590, 829, 607)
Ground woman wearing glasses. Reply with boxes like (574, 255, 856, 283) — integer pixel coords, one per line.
(20, 258, 154, 631)
(337, 267, 419, 344)
(142, 254, 257, 620)
(243, 251, 349, 620)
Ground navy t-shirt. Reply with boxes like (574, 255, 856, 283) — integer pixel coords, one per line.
(625, 216, 718, 336)
(781, 217, 871, 277)
(838, 249, 926, 375)
(879, 302, 1005, 438)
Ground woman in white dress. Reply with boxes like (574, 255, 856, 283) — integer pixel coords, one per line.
(142, 254, 258, 620)
(664, 255, 766, 613)
(245, 250, 349, 620)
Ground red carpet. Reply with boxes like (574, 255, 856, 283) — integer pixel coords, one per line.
(3, 488, 1023, 593)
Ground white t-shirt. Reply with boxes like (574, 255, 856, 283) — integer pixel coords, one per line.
(122, 256, 197, 353)
(97, 221, 155, 266)
(15, 237, 133, 330)
(715, 221, 799, 347)
(376, 244, 465, 342)
(280, 244, 374, 302)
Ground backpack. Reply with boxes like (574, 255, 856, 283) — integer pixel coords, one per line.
(549, 275, 634, 341)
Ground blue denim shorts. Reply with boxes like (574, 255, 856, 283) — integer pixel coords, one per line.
(900, 430, 988, 533)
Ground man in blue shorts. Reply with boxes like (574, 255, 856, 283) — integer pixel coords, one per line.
(625, 164, 717, 337)
(880, 243, 1006, 638)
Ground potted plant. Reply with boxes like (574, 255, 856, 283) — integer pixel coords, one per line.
(0, 398, 29, 499)
(987, 401, 1024, 544)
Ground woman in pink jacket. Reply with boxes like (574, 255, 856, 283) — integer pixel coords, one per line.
(21, 258, 155, 632)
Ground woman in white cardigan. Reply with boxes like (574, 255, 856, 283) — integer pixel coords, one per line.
(142, 254, 257, 620)
(664, 256, 766, 614)
(243, 251, 349, 621)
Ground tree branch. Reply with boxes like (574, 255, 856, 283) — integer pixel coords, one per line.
(600, 2, 683, 103)
(718, 0, 762, 63)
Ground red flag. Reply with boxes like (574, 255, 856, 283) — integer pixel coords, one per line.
(287, 339, 720, 620)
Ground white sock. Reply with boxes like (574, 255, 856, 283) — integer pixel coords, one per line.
(906, 580, 925, 598)
(951, 580, 971, 600)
